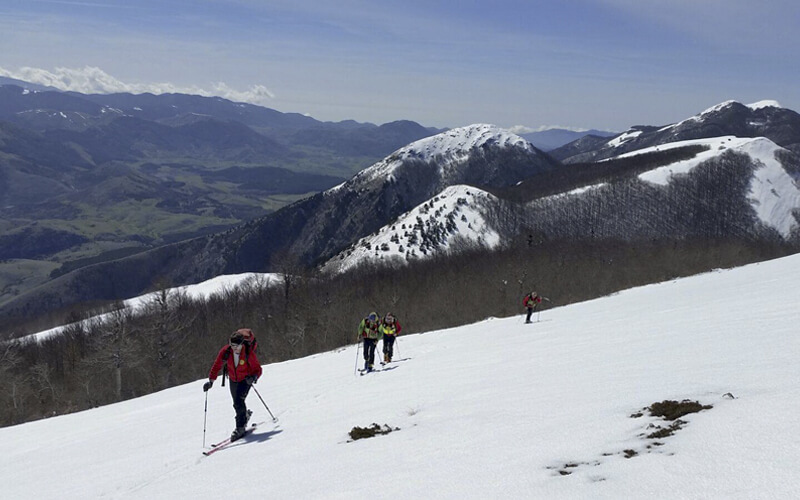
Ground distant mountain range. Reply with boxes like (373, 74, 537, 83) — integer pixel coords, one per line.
(0, 82, 440, 305)
(519, 128, 616, 151)
(2, 90, 799, 333)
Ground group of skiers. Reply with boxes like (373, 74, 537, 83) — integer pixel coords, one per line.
(358, 311, 402, 372)
(200, 313, 403, 441)
(202, 294, 545, 442)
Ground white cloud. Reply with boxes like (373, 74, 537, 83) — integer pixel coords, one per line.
(0, 65, 275, 104)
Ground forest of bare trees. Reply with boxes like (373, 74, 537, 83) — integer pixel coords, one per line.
(0, 234, 794, 428)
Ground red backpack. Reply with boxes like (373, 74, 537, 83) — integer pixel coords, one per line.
(235, 328, 258, 353)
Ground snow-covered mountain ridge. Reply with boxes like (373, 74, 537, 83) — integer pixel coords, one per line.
(552, 99, 800, 164)
(665, 100, 783, 130)
(322, 185, 500, 273)
(331, 124, 542, 191)
(324, 132, 800, 273)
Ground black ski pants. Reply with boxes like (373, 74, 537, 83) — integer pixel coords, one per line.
(229, 380, 252, 428)
(525, 306, 536, 323)
(382, 335, 396, 360)
(363, 338, 377, 368)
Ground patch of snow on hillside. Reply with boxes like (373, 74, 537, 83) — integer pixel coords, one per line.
(25, 273, 279, 343)
(540, 183, 609, 201)
(324, 185, 500, 273)
(615, 136, 742, 185)
(606, 130, 641, 148)
(742, 138, 800, 237)
(621, 136, 800, 237)
(566, 183, 608, 196)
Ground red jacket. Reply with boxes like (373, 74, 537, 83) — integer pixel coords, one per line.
(208, 344, 262, 383)
(523, 294, 542, 309)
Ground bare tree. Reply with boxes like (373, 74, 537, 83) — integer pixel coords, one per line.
(79, 304, 144, 401)
(30, 361, 56, 413)
(141, 287, 196, 389)
(0, 343, 28, 422)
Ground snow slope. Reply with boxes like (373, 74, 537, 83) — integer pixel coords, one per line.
(2, 254, 799, 499)
(614, 136, 800, 237)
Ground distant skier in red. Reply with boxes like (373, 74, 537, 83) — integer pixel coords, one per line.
(523, 291, 542, 324)
(203, 328, 262, 441)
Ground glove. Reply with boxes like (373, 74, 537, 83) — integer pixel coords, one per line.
(245, 375, 258, 385)
(203, 380, 213, 392)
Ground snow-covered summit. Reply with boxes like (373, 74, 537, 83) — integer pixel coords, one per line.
(695, 99, 783, 118)
(333, 124, 538, 191)
(673, 99, 785, 128)
(390, 123, 534, 164)
(556, 99, 799, 166)
(399, 123, 535, 160)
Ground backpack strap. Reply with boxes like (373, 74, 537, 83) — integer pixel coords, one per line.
(221, 346, 231, 387)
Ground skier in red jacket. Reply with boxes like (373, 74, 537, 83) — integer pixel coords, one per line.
(523, 291, 542, 324)
(203, 328, 263, 441)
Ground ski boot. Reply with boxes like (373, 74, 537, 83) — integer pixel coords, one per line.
(231, 426, 246, 441)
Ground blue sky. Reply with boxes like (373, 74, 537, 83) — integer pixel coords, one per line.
(1, 0, 798, 131)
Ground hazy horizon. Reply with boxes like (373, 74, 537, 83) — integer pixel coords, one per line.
(2, 0, 798, 132)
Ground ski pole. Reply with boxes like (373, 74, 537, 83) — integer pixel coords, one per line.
(251, 386, 278, 422)
(394, 337, 400, 360)
(354, 339, 361, 375)
(203, 391, 209, 448)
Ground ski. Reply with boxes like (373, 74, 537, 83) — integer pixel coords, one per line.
(359, 365, 397, 375)
(203, 423, 257, 456)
